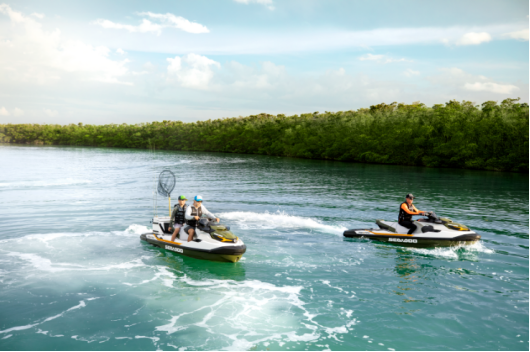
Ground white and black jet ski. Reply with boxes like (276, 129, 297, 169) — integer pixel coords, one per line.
(141, 218, 246, 263)
(344, 212, 480, 247)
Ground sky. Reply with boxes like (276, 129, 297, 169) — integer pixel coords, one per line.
(0, 0, 528, 125)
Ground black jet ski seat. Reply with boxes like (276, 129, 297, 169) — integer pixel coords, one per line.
(376, 219, 396, 232)
(421, 225, 441, 233)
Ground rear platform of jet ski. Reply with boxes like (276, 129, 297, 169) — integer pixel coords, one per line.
(141, 217, 246, 263)
(344, 213, 480, 248)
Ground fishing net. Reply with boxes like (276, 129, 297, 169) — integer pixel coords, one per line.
(157, 170, 176, 198)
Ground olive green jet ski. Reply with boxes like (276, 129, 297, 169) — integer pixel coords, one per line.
(344, 212, 480, 247)
(141, 218, 246, 263)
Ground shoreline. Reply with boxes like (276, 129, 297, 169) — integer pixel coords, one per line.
(1, 99, 528, 174)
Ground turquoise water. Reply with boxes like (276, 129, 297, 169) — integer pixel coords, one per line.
(0, 145, 528, 351)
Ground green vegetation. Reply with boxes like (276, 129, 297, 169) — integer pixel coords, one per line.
(1, 98, 528, 172)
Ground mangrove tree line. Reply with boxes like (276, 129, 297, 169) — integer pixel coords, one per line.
(0, 98, 528, 172)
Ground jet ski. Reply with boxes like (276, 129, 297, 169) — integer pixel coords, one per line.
(141, 218, 246, 263)
(343, 212, 480, 247)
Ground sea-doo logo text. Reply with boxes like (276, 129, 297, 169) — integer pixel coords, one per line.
(165, 245, 183, 253)
(389, 238, 418, 243)
(356, 231, 372, 235)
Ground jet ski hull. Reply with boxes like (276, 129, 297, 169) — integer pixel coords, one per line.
(343, 228, 481, 248)
(141, 233, 246, 263)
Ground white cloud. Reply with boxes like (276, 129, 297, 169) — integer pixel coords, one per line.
(93, 18, 163, 35)
(464, 82, 519, 94)
(143, 62, 156, 71)
(0, 4, 130, 84)
(359, 53, 409, 64)
(359, 54, 384, 61)
(43, 108, 58, 117)
(167, 53, 220, 89)
(0, 107, 22, 116)
(131, 61, 156, 76)
(234, 0, 275, 11)
(404, 69, 420, 77)
(212, 61, 411, 108)
(456, 32, 492, 46)
(116, 48, 126, 55)
(139, 12, 209, 34)
(428, 67, 520, 95)
(31, 12, 44, 19)
(222, 60, 287, 90)
(505, 28, 529, 41)
(93, 12, 209, 35)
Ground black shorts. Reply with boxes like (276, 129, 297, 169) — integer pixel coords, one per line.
(183, 225, 196, 233)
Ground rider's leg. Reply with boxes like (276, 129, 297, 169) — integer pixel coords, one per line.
(399, 221, 417, 234)
(170, 224, 181, 242)
(187, 228, 195, 242)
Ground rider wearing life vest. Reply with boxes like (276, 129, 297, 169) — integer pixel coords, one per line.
(398, 193, 425, 234)
(184, 195, 220, 242)
(169, 195, 188, 242)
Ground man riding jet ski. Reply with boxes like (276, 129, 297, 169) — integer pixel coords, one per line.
(343, 194, 480, 247)
(168, 195, 188, 242)
(398, 194, 426, 234)
(141, 195, 245, 263)
(183, 195, 220, 243)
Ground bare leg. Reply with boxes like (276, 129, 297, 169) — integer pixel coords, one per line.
(187, 228, 195, 242)
(171, 227, 180, 242)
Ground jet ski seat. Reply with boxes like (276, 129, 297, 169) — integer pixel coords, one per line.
(421, 225, 441, 233)
(376, 220, 396, 232)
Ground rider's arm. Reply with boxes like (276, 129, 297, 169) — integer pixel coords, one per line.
(412, 205, 424, 214)
(200, 205, 216, 219)
(185, 206, 194, 220)
(401, 203, 421, 215)
(169, 207, 177, 224)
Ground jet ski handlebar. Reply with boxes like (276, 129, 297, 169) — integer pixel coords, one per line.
(197, 218, 230, 231)
(422, 211, 443, 223)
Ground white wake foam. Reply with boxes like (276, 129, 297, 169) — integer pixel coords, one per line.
(180, 276, 303, 294)
(123, 265, 176, 288)
(219, 211, 347, 234)
(121, 224, 151, 236)
(407, 241, 494, 259)
(153, 274, 360, 350)
(1, 224, 150, 245)
(407, 247, 459, 260)
(7, 252, 71, 272)
(0, 300, 87, 335)
(463, 241, 495, 254)
(7, 252, 149, 273)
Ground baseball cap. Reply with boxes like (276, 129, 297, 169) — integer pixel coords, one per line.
(178, 195, 187, 200)
(406, 193, 415, 199)
(194, 195, 203, 202)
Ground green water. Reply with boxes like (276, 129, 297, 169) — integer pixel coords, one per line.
(0, 145, 528, 350)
